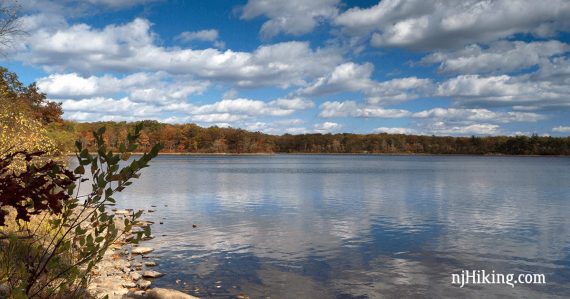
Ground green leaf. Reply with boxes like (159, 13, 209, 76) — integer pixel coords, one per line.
(74, 165, 85, 175)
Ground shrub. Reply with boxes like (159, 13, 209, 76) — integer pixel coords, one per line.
(0, 124, 162, 298)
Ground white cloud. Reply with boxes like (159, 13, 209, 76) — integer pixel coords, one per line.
(178, 29, 218, 42)
(61, 97, 161, 118)
(374, 127, 416, 134)
(57, 93, 313, 124)
(271, 98, 315, 110)
(366, 77, 433, 105)
(240, 0, 340, 39)
(177, 29, 225, 48)
(15, 18, 343, 88)
(430, 123, 500, 135)
(191, 113, 247, 123)
(194, 98, 294, 116)
(298, 62, 374, 96)
(436, 74, 570, 109)
(319, 101, 410, 118)
(423, 40, 570, 74)
(335, 0, 570, 50)
(314, 121, 342, 133)
(299, 62, 432, 105)
(412, 108, 544, 123)
(552, 126, 570, 133)
(37, 72, 209, 103)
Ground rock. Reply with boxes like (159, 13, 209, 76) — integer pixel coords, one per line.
(130, 272, 142, 281)
(131, 227, 145, 233)
(137, 279, 151, 289)
(131, 262, 142, 268)
(114, 209, 132, 215)
(133, 220, 154, 227)
(142, 270, 164, 278)
(192, 224, 197, 228)
(148, 209, 156, 212)
(132, 247, 154, 255)
(144, 288, 199, 299)
(144, 261, 157, 267)
(122, 281, 137, 288)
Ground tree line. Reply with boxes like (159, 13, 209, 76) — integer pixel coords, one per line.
(63, 120, 570, 155)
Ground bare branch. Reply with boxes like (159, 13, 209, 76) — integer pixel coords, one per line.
(0, 1, 26, 54)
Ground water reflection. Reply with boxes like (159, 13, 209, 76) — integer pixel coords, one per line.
(109, 155, 570, 298)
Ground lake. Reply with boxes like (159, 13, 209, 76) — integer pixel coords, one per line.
(112, 155, 570, 298)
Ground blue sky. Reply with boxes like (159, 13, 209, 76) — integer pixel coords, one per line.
(2, 0, 570, 136)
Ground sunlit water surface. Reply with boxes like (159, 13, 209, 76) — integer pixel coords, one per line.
(106, 155, 570, 298)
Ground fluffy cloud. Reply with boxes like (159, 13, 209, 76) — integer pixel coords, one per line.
(319, 101, 410, 118)
(299, 62, 374, 96)
(314, 121, 342, 133)
(271, 98, 315, 110)
(194, 98, 294, 116)
(15, 18, 343, 88)
(61, 97, 161, 120)
(240, 0, 340, 39)
(335, 0, 570, 50)
(37, 72, 209, 103)
(56, 94, 314, 124)
(423, 40, 570, 74)
(552, 126, 570, 133)
(299, 62, 432, 105)
(366, 77, 433, 105)
(429, 123, 500, 135)
(177, 29, 225, 48)
(436, 74, 570, 109)
(412, 108, 544, 123)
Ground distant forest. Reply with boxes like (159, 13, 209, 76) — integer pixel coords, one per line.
(56, 120, 570, 155)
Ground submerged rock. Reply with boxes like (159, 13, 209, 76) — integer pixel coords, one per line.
(132, 247, 154, 254)
(142, 270, 164, 278)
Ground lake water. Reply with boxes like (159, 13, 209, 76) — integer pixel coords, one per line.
(112, 155, 570, 298)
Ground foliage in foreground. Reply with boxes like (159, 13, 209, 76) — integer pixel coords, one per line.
(0, 125, 162, 298)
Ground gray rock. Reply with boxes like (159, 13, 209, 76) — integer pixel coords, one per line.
(130, 272, 142, 281)
(132, 247, 154, 254)
(122, 281, 137, 288)
(137, 279, 151, 289)
(142, 270, 164, 278)
(145, 288, 199, 299)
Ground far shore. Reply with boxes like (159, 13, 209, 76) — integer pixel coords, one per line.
(65, 152, 570, 157)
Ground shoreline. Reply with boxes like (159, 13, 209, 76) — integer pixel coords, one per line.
(65, 152, 570, 157)
(87, 209, 198, 299)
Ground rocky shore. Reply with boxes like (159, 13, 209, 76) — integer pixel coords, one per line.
(87, 209, 198, 299)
